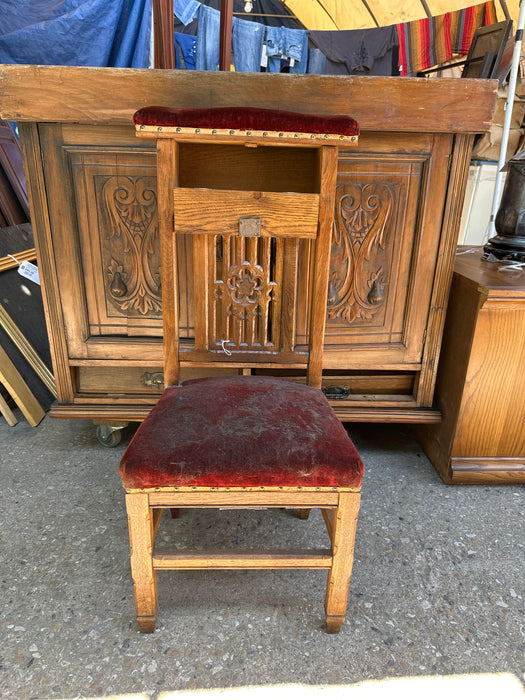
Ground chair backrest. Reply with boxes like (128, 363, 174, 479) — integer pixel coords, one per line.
(156, 138, 339, 390)
(134, 108, 359, 389)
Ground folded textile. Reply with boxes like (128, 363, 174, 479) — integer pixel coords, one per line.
(173, 0, 199, 26)
(450, 1, 496, 55)
(307, 47, 327, 74)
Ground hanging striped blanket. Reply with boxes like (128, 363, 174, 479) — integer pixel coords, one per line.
(397, 1, 497, 76)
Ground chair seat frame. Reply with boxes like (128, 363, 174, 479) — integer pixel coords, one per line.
(126, 486, 361, 633)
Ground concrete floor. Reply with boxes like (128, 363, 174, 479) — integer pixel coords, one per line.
(0, 413, 523, 700)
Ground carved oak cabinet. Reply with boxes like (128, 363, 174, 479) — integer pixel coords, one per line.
(0, 66, 497, 430)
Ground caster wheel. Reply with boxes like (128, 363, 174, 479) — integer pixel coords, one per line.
(96, 425, 122, 447)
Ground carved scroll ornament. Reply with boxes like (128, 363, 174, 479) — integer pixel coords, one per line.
(328, 182, 394, 324)
(103, 176, 161, 316)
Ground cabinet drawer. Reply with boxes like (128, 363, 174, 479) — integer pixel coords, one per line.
(174, 188, 320, 239)
(76, 366, 238, 395)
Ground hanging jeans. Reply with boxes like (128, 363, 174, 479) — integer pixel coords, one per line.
(265, 26, 308, 74)
(174, 32, 196, 69)
(307, 47, 327, 74)
(232, 17, 264, 72)
(195, 4, 220, 71)
(173, 0, 199, 26)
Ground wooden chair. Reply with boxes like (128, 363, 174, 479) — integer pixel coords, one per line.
(119, 106, 364, 633)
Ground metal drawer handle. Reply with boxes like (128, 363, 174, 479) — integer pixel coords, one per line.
(322, 385, 351, 400)
(141, 371, 164, 388)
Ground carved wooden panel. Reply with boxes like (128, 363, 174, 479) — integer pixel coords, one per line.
(69, 150, 163, 336)
(328, 181, 394, 325)
(103, 174, 161, 316)
(193, 233, 300, 358)
(322, 154, 431, 365)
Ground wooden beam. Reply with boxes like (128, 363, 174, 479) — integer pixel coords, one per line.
(153, 548, 333, 569)
(0, 65, 498, 134)
(152, 0, 176, 69)
(147, 490, 340, 508)
(219, 0, 234, 71)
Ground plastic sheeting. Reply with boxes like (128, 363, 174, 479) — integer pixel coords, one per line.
(0, 0, 152, 67)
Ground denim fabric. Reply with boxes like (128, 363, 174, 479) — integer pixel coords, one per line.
(173, 0, 199, 26)
(0, 0, 151, 68)
(307, 47, 327, 74)
(265, 27, 308, 74)
(232, 17, 264, 72)
(195, 4, 220, 71)
(174, 32, 196, 69)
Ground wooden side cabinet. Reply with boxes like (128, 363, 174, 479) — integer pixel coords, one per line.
(417, 247, 525, 484)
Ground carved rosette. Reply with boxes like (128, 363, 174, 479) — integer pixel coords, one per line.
(215, 260, 276, 347)
(103, 176, 161, 316)
(328, 182, 394, 324)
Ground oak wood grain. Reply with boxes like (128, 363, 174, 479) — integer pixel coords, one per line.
(325, 491, 361, 633)
(125, 493, 158, 632)
(173, 189, 320, 239)
(0, 66, 497, 133)
(417, 248, 525, 484)
(152, 549, 333, 569)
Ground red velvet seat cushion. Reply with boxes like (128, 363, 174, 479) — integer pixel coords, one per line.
(119, 376, 363, 490)
(133, 105, 359, 137)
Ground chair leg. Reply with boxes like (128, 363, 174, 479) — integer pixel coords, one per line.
(325, 491, 361, 633)
(299, 508, 311, 520)
(125, 492, 158, 633)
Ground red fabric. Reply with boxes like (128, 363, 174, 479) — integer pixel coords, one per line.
(397, 13, 452, 76)
(484, 1, 497, 25)
(397, 1, 496, 76)
(119, 376, 363, 490)
(133, 106, 359, 137)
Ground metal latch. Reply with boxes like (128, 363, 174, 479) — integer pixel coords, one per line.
(239, 217, 261, 237)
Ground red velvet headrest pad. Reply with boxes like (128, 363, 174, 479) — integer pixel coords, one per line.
(133, 105, 359, 137)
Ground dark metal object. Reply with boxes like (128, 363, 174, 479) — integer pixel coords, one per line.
(322, 385, 351, 400)
(484, 151, 525, 262)
(141, 371, 164, 388)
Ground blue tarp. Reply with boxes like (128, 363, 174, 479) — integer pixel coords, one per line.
(0, 0, 152, 67)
